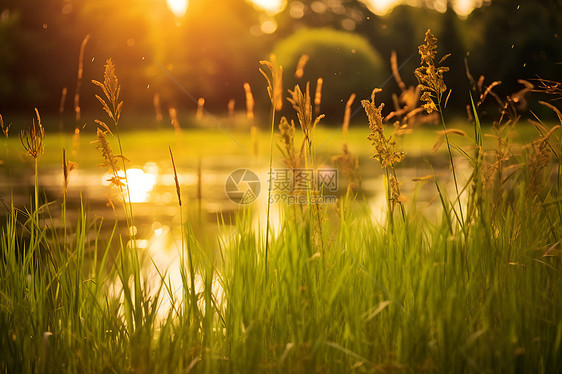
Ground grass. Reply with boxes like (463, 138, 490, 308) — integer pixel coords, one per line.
(1, 33, 562, 374)
(2, 121, 561, 374)
(1, 164, 561, 373)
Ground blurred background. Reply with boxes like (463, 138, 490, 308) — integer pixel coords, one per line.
(0, 0, 560, 128)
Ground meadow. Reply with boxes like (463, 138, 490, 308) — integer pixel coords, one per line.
(1, 31, 562, 374)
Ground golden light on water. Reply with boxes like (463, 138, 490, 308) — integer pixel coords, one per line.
(167, 0, 188, 17)
(101, 168, 157, 203)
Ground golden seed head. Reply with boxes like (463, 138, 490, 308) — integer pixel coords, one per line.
(362, 89, 405, 168)
(343, 93, 356, 137)
(19, 108, 45, 159)
(314, 78, 323, 107)
(415, 29, 450, 114)
(62, 148, 78, 194)
(288, 83, 325, 137)
(91, 127, 125, 189)
(243, 82, 255, 121)
(295, 54, 309, 79)
(259, 56, 284, 111)
(278, 116, 299, 169)
(92, 59, 123, 125)
(0, 114, 11, 138)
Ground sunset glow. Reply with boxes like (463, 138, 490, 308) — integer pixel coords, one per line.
(363, 0, 487, 16)
(249, 0, 286, 14)
(167, 0, 188, 17)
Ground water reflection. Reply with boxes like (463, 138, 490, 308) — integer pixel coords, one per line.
(101, 167, 157, 203)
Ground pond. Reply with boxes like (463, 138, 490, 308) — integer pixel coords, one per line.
(0, 132, 467, 317)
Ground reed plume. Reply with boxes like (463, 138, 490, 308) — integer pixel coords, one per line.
(314, 78, 323, 117)
(196, 98, 205, 121)
(416, 29, 464, 226)
(92, 59, 123, 126)
(363, 90, 404, 168)
(1, 114, 10, 138)
(295, 54, 309, 79)
(169, 146, 182, 207)
(74, 34, 90, 122)
(286, 81, 326, 253)
(169, 106, 181, 133)
(92, 59, 133, 222)
(288, 83, 325, 159)
(342, 93, 356, 138)
(415, 30, 450, 114)
(20, 108, 45, 159)
(363, 89, 405, 217)
(62, 148, 77, 196)
(92, 128, 125, 189)
(20, 108, 45, 225)
(243, 83, 255, 121)
(227, 99, 235, 118)
(259, 57, 283, 112)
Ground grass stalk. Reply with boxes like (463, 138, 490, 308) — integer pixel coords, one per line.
(438, 100, 464, 228)
(265, 104, 276, 279)
(170, 146, 198, 321)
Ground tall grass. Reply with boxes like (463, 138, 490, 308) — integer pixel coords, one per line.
(1, 30, 562, 374)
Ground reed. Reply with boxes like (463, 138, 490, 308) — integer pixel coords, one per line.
(169, 106, 181, 133)
(259, 56, 283, 278)
(73, 34, 90, 123)
(362, 89, 405, 223)
(169, 146, 199, 321)
(227, 98, 235, 118)
(415, 29, 464, 227)
(196, 98, 205, 121)
(243, 82, 255, 121)
(19, 108, 45, 224)
(295, 54, 309, 79)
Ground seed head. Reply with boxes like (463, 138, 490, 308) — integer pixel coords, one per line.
(362, 89, 405, 168)
(92, 59, 123, 125)
(414, 30, 450, 113)
(19, 108, 45, 159)
(260, 56, 284, 111)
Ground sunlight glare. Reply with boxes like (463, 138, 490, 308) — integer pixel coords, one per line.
(365, 0, 401, 15)
(167, 0, 188, 17)
(364, 0, 482, 15)
(101, 168, 157, 203)
(249, 0, 286, 14)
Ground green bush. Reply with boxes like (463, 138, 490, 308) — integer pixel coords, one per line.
(273, 28, 386, 121)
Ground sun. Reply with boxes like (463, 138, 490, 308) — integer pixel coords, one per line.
(167, 0, 188, 17)
(249, 0, 286, 14)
